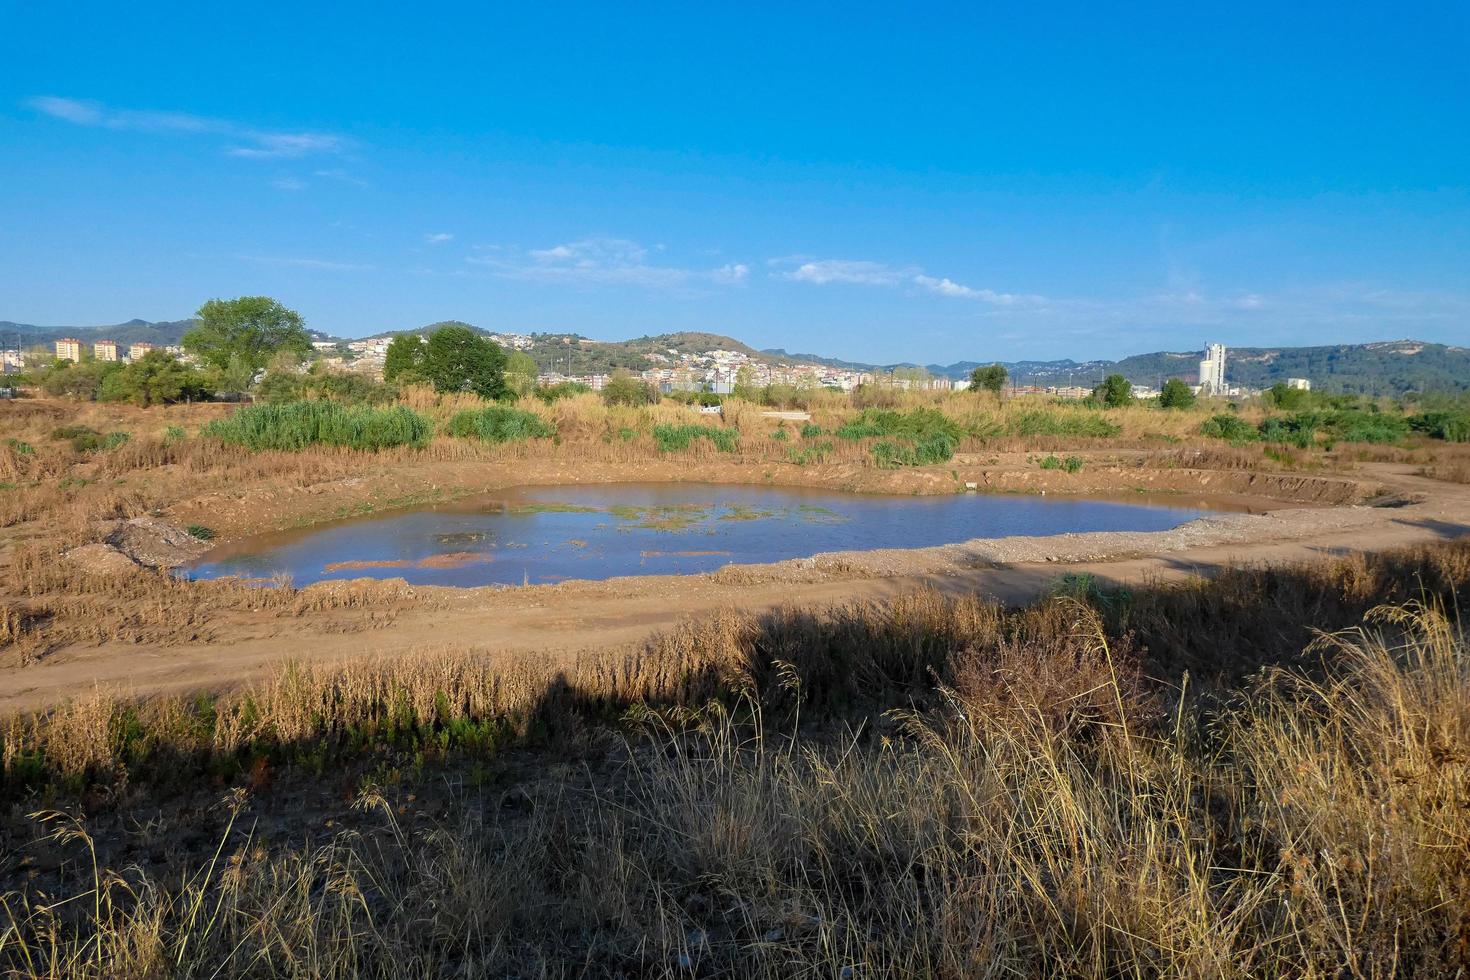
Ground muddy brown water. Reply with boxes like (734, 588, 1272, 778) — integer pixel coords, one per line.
(183, 483, 1252, 588)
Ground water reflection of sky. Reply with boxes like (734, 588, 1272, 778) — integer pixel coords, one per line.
(185, 484, 1224, 588)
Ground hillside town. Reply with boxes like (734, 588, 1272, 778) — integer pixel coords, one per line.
(27, 331, 1312, 401)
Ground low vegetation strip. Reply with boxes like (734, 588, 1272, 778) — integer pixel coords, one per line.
(1, 542, 1468, 975)
(200, 400, 431, 451)
(443, 405, 555, 443)
(652, 422, 739, 453)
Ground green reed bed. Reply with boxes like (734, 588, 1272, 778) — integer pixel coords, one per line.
(200, 401, 431, 451)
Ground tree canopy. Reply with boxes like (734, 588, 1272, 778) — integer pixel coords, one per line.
(503, 351, 539, 397)
(183, 297, 311, 372)
(104, 351, 212, 406)
(1158, 378, 1197, 409)
(383, 335, 427, 385)
(970, 364, 1008, 395)
(383, 326, 508, 399)
(1093, 373, 1135, 408)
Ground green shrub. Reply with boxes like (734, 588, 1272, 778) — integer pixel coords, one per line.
(770, 426, 790, 441)
(1258, 413, 1318, 449)
(535, 381, 592, 403)
(1408, 411, 1470, 443)
(201, 401, 431, 451)
(444, 406, 555, 443)
(800, 422, 824, 438)
(5, 438, 35, 455)
(1064, 455, 1085, 473)
(186, 524, 215, 541)
(1324, 410, 1408, 445)
(1038, 454, 1062, 470)
(1200, 414, 1258, 443)
(51, 426, 130, 453)
(786, 441, 834, 465)
(871, 433, 957, 468)
(652, 424, 739, 453)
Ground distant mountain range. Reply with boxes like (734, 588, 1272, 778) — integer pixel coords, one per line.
(5, 317, 1466, 395)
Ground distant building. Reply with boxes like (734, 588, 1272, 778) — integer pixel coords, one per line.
(1198, 342, 1227, 395)
(94, 340, 119, 362)
(1285, 377, 1311, 391)
(129, 342, 156, 360)
(55, 338, 83, 362)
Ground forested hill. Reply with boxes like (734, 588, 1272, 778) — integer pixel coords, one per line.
(928, 341, 1470, 395)
(1, 318, 197, 346)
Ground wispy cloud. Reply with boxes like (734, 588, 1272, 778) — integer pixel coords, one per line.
(425, 232, 455, 244)
(470, 238, 748, 289)
(313, 169, 370, 188)
(784, 259, 904, 287)
(270, 177, 306, 192)
(239, 255, 372, 272)
(26, 95, 349, 159)
(776, 256, 1045, 307)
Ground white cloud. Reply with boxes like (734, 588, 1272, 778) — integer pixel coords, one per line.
(777, 257, 1044, 307)
(784, 259, 903, 286)
(425, 232, 455, 244)
(27, 95, 349, 159)
(270, 177, 306, 192)
(471, 238, 747, 289)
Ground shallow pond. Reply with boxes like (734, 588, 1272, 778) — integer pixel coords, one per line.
(184, 483, 1239, 588)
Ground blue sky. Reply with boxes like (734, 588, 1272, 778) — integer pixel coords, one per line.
(3, 2, 1467, 363)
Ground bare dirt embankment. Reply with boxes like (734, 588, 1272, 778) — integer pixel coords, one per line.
(6, 454, 1467, 714)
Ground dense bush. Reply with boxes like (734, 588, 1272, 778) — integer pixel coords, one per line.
(652, 423, 739, 453)
(1408, 410, 1470, 442)
(602, 371, 658, 407)
(534, 381, 592, 403)
(201, 401, 431, 451)
(444, 406, 555, 443)
(1200, 413, 1258, 443)
(1325, 409, 1408, 445)
(258, 367, 397, 406)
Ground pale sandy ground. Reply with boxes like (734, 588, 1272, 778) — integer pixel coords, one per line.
(3, 462, 1467, 714)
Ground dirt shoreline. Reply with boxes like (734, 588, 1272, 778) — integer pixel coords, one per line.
(5, 457, 1467, 714)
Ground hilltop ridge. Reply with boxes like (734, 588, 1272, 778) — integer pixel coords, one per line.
(5, 316, 1466, 395)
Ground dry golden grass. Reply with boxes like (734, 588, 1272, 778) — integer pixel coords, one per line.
(0, 560, 1466, 976)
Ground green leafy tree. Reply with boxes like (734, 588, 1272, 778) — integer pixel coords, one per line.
(183, 296, 311, 372)
(602, 369, 657, 406)
(383, 335, 427, 384)
(970, 363, 1008, 395)
(503, 350, 539, 397)
(422, 325, 507, 399)
(103, 351, 213, 407)
(1158, 377, 1197, 409)
(1093, 373, 1135, 408)
(731, 365, 760, 402)
(41, 360, 121, 400)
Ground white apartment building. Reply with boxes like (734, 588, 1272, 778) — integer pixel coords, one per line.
(94, 340, 120, 361)
(55, 338, 83, 362)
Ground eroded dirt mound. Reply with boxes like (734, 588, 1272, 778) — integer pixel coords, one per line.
(98, 516, 211, 569)
(62, 542, 142, 576)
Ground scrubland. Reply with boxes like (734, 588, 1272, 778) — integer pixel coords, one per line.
(0, 540, 1467, 977)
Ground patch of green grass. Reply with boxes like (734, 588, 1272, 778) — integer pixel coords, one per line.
(444, 406, 555, 443)
(185, 524, 215, 541)
(1006, 410, 1120, 438)
(1038, 454, 1062, 470)
(652, 424, 739, 453)
(800, 422, 824, 438)
(1064, 455, 1084, 473)
(4, 438, 34, 455)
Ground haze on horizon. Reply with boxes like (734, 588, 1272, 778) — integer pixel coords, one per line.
(3, 2, 1467, 365)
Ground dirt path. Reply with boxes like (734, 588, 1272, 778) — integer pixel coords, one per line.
(4, 462, 1467, 714)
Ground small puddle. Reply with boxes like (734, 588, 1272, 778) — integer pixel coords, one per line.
(184, 483, 1246, 588)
